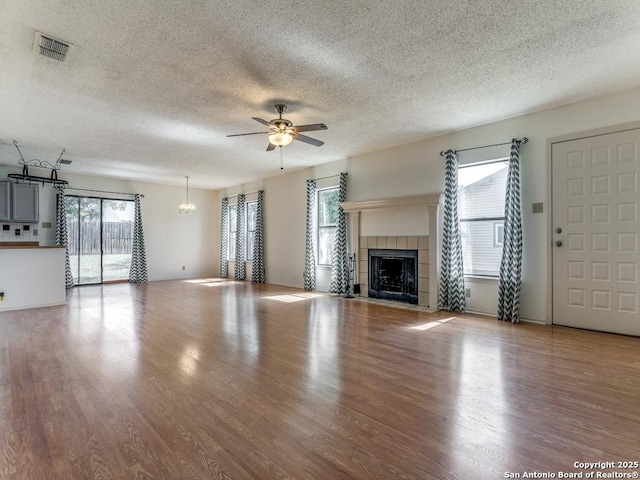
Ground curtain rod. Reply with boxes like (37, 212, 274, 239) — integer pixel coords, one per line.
(439, 137, 529, 156)
(310, 174, 341, 182)
(67, 187, 144, 198)
(225, 190, 262, 199)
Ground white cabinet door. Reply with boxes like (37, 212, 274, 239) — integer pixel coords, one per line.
(552, 128, 640, 336)
(0, 182, 9, 221)
(11, 183, 39, 223)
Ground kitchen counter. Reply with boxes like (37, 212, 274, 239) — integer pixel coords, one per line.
(0, 244, 67, 311)
(0, 242, 64, 249)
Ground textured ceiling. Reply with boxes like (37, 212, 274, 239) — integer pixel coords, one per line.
(1, 0, 640, 189)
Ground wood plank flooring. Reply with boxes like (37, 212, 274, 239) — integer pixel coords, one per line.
(1, 279, 639, 479)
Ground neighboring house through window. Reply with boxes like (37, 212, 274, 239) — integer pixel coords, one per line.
(458, 159, 508, 276)
(317, 186, 339, 266)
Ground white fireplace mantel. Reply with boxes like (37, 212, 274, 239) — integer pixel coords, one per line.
(341, 192, 441, 312)
(340, 193, 441, 213)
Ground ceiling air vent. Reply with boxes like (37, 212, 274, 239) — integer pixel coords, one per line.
(33, 31, 71, 62)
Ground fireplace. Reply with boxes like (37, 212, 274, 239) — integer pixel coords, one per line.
(341, 193, 441, 310)
(368, 249, 418, 304)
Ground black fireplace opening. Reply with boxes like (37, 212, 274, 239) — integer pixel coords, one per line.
(368, 249, 418, 304)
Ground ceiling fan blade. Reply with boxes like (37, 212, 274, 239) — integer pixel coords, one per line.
(266, 143, 276, 152)
(291, 123, 328, 133)
(292, 132, 324, 147)
(252, 117, 274, 128)
(226, 132, 268, 137)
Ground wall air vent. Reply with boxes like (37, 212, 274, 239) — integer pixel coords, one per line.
(33, 31, 71, 62)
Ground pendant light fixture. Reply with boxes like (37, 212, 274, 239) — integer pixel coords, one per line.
(179, 176, 196, 214)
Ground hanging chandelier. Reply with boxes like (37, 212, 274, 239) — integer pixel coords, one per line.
(179, 176, 196, 214)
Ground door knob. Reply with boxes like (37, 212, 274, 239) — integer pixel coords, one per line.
(555, 240, 563, 247)
(555, 227, 562, 234)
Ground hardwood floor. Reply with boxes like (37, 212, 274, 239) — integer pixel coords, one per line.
(1, 279, 639, 479)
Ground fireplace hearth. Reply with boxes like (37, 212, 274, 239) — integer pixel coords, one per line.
(368, 249, 418, 304)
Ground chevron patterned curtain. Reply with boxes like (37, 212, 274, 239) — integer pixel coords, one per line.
(251, 190, 265, 283)
(438, 150, 465, 312)
(234, 194, 246, 280)
(329, 172, 349, 294)
(129, 194, 148, 284)
(54, 186, 74, 288)
(497, 139, 524, 323)
(220, 197, 229, 278)
(303, 179, 316, 291)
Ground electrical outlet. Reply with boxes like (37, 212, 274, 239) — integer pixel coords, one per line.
(532, 202, 544, 214)
(465, 288, 471, 298)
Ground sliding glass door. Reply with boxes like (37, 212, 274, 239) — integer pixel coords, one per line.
(66, 196, 135, 285)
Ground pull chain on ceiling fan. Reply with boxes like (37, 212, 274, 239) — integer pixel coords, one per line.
(227, 104, 328, 151)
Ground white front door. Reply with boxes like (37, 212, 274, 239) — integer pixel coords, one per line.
(552, 128, 640, 336)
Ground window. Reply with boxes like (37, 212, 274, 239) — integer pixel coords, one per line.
(458, 159, 508, 277)
(246, 201, 257, 261)
(317, 187, 339, 266)
(228, 201, 256, 262)
(228, 204, 237, 260)
(494, 222, 504, 247)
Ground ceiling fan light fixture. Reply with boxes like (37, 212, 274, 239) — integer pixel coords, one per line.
(269, 132, 293, 147)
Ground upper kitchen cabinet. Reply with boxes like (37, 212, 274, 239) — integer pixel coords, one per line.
(10, 183, 39, 223)
(0, 182, 10, 221)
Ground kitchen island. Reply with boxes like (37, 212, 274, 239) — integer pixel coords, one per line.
(0, 242, 67, 311)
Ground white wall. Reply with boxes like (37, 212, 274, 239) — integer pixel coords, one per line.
(217, 87, 640, 323)
(0, 166, 218, 282)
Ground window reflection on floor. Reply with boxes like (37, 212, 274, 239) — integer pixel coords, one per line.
(182, 278, 235, 286)
(409, 317, 457, 331)
(220, 286, 260, 364)
(67, 284, 142, 381)
(451, 337, 507, 474)
(265, 292, 325, 303)
(306, 301, 340, 403)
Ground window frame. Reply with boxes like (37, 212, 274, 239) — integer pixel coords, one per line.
(228, 201, 258, 262)
(246, 201, 257, 261)
(316, 186, 339, 267)
(458, 158, 509, 278)
(228, 203, 237, 260)
(493, 221, 504, 247)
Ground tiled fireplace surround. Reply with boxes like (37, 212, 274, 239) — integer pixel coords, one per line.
(359, 235, 429, 305)
(341, 193, 441, 312)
